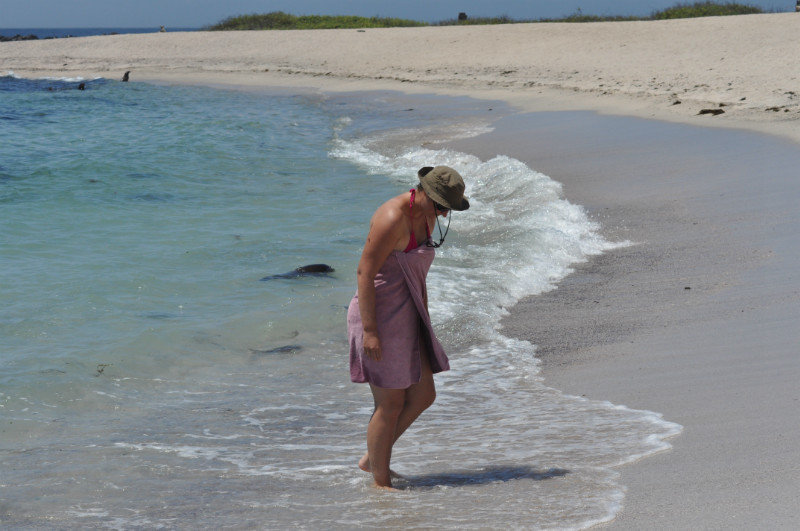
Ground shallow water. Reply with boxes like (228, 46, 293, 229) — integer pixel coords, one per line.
(0, 73, 679, 529)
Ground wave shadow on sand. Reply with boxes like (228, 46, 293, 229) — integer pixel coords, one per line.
(399, 465, 569, 489)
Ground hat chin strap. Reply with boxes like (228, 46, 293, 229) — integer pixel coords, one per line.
(428, 206, 451, 248)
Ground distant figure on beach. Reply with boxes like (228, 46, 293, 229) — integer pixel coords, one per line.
(121, 71, 130, 82)
(347, 166, 470, 490)
(160, 25, 166, 32)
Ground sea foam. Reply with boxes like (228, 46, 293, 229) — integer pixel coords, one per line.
(329, 127, 682, 528)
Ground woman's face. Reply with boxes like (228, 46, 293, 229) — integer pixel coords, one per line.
(433, 202, 450, 218)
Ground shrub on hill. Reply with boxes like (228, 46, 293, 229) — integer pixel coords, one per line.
(652, 2, 763, 19)
(206, 2, 769, 31)
(207, 12, 424, 30)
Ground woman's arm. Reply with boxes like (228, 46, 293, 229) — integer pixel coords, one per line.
(357, 206, 403, 362)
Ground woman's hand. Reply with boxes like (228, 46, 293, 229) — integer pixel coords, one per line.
(363, 330, 382, 361)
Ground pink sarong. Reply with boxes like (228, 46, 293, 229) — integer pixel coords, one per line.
(347, 244, 449, 389)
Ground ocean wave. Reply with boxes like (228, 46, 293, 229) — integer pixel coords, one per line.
(329, 129, 681, 528)
(2, 70, 104, 83)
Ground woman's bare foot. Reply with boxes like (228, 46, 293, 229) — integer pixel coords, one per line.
(358, 454, 403, 478)
(358, 453, 370, 472)
(373, 482, 401, 492)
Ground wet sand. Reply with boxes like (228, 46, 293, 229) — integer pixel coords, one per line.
(448, 112, 800, 528)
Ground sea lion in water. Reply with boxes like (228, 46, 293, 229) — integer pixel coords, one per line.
(260, 264, 335, 281)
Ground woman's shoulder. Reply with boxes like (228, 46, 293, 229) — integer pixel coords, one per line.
(365, 192, 414, 253)
(367, 193, 410, 244)
(374, 192, 410, 222)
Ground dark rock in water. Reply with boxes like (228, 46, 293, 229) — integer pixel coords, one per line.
(698, 108, 725, 116)
(260, 264, 335, 281)
(122, 71, 130, 82)
(249, 345, 302, 355)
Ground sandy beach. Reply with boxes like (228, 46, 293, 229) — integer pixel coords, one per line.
(3, 13, 800, 142)
(4, 14, 800, 527)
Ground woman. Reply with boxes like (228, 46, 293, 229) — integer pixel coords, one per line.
(347, 165, 470, 490)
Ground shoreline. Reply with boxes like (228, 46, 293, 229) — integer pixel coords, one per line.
(5, 17, 800, 526)
(2, 13, 800, 145)
(10, 66, 800, 148)
(107, 70, 800, 147)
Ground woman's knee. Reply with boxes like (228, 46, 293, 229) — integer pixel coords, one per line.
(410, 382, 436, 412)
(423, 387, 436, 410)
(375, 394, 405, 419)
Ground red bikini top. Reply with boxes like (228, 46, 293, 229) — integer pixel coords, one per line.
(403, 189, 431, 253)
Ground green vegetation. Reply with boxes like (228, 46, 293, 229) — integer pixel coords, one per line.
(434, 13, 641, 25)
(651, 1, 764, 19)
(205, 2, 771, 31)
(537, 9, 640, 23)
(206, 12, 424, 31)
(433, 16, 516, 26)
(546, 14, 640, 23)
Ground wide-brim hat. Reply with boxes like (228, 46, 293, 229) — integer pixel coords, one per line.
(417, 166, 470, 211)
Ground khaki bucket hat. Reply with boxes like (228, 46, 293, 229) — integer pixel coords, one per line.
(417, 166, 470, 211)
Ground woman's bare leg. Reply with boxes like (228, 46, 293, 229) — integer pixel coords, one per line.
(366, 385, 405, 488)
(359, 351, 436, 476)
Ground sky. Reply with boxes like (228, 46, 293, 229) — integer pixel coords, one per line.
(0, 0, 791, 28)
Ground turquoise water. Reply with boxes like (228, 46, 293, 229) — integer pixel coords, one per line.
(0, 74, 679, 528)
(1, 76, 371, 417)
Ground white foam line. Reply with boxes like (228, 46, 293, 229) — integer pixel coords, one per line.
(329, 134, 683, 527)
(3, 71, 105, 82)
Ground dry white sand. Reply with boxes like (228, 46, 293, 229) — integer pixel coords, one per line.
(2, 13, 800, 143)
(5, 14, 800, 527)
